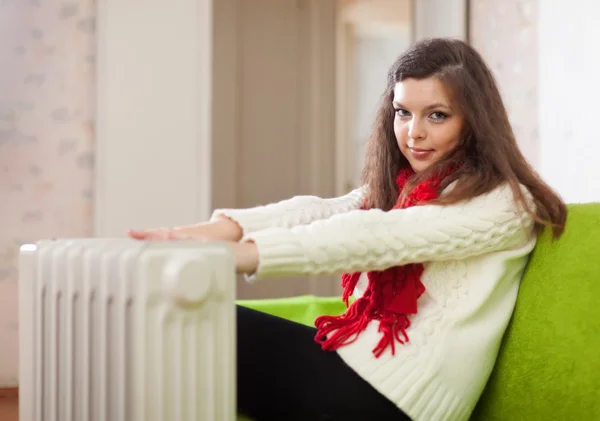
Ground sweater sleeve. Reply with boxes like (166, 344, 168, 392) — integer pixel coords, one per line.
(243, 184, 537, 280)
(210, 187, 365, 236)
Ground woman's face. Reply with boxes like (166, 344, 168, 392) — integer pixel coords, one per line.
(393, 77, 465, 173)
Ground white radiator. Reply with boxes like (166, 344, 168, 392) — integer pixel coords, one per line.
(18, 238, 237, 421)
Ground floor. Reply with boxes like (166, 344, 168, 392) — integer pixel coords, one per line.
(0, 388, 18, 421)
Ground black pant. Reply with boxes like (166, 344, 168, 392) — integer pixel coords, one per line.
(237, 305, 412, 421)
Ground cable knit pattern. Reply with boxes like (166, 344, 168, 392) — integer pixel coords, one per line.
(210, 187, 365, 236)
(228, 182, 538, 421)
(244, 184, 534, 279)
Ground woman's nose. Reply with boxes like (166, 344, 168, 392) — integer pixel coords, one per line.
(408, 118, 426, 140)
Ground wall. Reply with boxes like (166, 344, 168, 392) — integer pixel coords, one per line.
(0, 0, 95, 387)
(345, 0, 412, 186)
(95, 0, 214, 236)
(470, 0, 540, 167)
(414, 0, 467, 41)
(471, 0, 599, 203)
(537, 0, 600, 203)
(351, 29, 412, 185)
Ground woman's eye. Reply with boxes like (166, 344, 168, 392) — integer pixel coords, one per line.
(430, 111, 448, 121)
(395, 108, 410, 118)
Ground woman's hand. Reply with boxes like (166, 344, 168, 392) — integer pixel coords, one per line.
(128, 217, 243, 242)
(128, 227, 194, 241)
(128, 225, 258, 275)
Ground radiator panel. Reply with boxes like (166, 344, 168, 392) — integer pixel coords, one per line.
(19, 239, 236, 421)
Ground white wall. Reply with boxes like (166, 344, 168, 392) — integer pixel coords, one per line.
(470, 0, 540, 168)
(95, 0, 213, 236)
(539, 0, 600, 203)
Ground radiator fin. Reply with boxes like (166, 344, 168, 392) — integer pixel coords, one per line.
(19, 239, 236, 421)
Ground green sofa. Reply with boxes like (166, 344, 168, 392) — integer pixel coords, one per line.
(238, 203, 600, 420)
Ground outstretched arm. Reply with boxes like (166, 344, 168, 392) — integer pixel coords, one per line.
(129, 187, 365, 243)
(239, 184, 536, 280)
(210, 187, 365, 237)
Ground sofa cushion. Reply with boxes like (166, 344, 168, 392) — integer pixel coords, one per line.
(472, 203, 600, 420)
(238, 294, 347, 328)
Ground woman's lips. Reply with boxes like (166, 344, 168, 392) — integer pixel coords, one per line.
(409, 147, 434, 159)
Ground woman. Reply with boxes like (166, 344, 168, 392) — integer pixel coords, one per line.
(130, 38, 567, 421)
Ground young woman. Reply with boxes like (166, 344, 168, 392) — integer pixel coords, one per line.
(130, 38, 567, 421)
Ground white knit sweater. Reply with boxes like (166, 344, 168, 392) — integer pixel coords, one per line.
(212, 183, 537, 421)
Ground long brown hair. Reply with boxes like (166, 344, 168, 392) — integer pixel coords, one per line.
(362, 38, 567, 238)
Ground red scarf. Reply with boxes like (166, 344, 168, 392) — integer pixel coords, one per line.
(314, 167, 445, 358)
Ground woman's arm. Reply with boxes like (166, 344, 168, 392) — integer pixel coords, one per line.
(129, 187, 365, 242)
(241, 184, 536, 280)
(210, 187, 366, 237)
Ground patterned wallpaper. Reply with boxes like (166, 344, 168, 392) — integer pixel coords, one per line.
(470, 0, 539, 167)
(0, 0, 95, 386)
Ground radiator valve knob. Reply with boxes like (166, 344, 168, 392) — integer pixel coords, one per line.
(163, 253, 211, 307)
